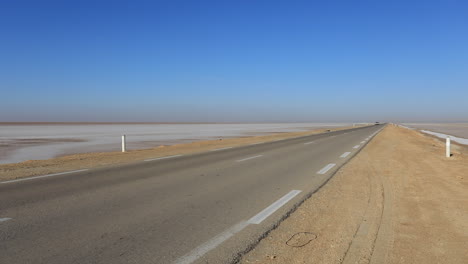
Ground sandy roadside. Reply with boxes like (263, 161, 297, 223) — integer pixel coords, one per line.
(0, 125, 360, 182)
(240, 125, 468, 263)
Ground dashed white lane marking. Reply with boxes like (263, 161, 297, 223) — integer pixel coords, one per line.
(144, 155, 183, 162)
(340, 152, 351, 158)
(250, 142, 264, 145)
(236, 155, 263, 162)
(174, 189, 301, 264)
(247, 190, 302, 224)
(317, 163, 336, 174)
(353, 145, 360, 149)
(0, 218, 12, 223)
(361, 141, 366, 144)
(174, 221, 249, 264)
(304, 141, 315, 145)
(210, 147, 233, 152)
(0, 169, 89, 184)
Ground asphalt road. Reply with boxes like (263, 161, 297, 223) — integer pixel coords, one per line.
(0, 125, 383, 264)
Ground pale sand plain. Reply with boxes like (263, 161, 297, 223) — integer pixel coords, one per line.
(241, 125, 468, 264)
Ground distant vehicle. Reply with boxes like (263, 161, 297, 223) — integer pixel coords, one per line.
(375, 122, 380, 125)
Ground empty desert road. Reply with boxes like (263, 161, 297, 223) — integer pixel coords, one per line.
(0, 125, 383, 264)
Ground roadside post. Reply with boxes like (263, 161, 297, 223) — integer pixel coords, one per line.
(446, 137, 450, 158)
(122, 135, 126, 152)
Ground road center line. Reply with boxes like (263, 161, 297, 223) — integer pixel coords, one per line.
(0, 169, 89, 184)
(144, 155, 182, 162)
(236, 155, 263, 162)
(340, 152, 351, 158)
(0, 218, 12, 223)
(304, 141, 315, 145)
(248, 190, 302, 224)
(174, 221, 249, 264)
(353, 145, 360, 149)
(317, 163, 336, 174)
(210, 147, 233, 152)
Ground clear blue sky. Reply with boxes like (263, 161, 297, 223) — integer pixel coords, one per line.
(1, 0, 467, 122)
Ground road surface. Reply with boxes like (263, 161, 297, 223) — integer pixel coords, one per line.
(0, 125, 383, 264)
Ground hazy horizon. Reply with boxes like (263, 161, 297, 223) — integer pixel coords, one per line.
(2, 1, 467, 122)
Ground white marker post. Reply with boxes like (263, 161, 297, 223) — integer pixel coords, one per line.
(122, 135, 126, 152)
(446, 137, 450, 158)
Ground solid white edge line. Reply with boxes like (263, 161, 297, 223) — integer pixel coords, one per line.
(247, 190, 302, 224)
(353, 145, 360, 149)
(317, 163, 336, 174)
(0, 218, 12, 222)
(236, 155, 263, 162)
(0, 169, 89, 184)
(210, 147, 233, 152)
(144, 155, 182, 162)
(340, 152, 351, 158)
(174, 221, 249, 264)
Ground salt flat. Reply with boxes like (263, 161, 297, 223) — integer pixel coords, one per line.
(403, 123, 468, 138)
(403, 123, 468, 137)
(0, 123, 350, 164)
(403, 123, 468, 145)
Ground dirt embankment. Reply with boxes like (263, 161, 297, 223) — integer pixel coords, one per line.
(0, 126, 358, 182)
(240, 125, 468, 263)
